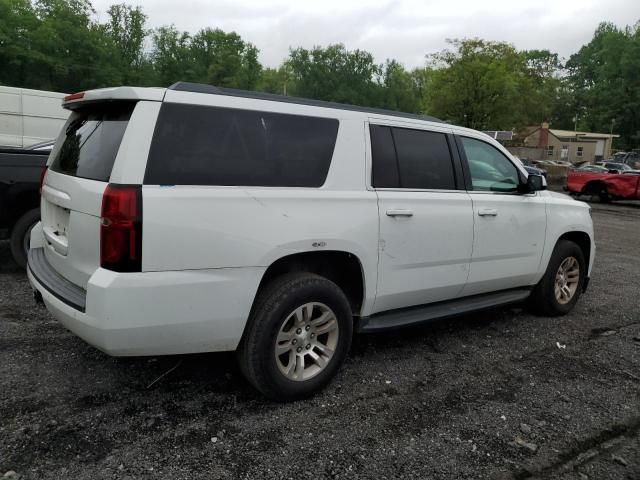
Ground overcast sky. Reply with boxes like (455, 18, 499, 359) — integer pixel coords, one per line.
(92, 0, 640, 68)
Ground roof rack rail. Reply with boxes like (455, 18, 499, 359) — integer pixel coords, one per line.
(168, 82, 442, 123)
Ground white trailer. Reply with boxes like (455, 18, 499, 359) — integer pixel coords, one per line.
(0, 85, 70, 148)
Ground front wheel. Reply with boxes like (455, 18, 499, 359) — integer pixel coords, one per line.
(529, 240, 586, 316)
(237, 273, 353, 401)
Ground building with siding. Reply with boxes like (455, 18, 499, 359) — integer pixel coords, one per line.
(518, 123, 618, 164)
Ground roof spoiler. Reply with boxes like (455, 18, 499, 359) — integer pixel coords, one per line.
(62, 86, 166, 110)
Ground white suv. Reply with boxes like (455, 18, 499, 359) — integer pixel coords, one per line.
(28, 83, 595, 401)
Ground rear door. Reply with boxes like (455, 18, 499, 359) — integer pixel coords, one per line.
(370, 122, 474, 313)
(40, 103, 135, 287)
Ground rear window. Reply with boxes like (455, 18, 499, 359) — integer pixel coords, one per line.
(370, 125, 456, 190)
(144, 103, 339, 187)
(50, 104, 133, 182)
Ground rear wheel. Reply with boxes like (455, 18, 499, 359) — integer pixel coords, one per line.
(9, 209, 40, 269)
(529, 240, 586, 316)
(237, 273, 353, 401)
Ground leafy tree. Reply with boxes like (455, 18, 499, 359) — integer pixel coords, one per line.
(424, 39, 532, 130)
(286, 44, 382, 106)
(0, 0, 40, 88)
(34, 0, 125, 90)
(0, 1, 637, 150)
(566, 21, 640, 148)
(409, 67, 435, 115)
(190, 28, 261, 89)
(520, 49, 563, 126)
(256, 65, 295, 95)
(151, 25, 193, 86)
(103, 3, 151, 84)
(379, 60, 421, 113)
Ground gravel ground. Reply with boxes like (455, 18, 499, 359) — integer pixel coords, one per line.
(1, 200, 639, 480)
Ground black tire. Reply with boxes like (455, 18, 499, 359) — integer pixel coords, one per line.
(528, 240, 586, 316)
(9, 208, 40, 269)
(237, 272, 353, 401)
(598, 187, 610, 203)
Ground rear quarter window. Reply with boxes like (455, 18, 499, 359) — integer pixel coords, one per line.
(144, 103, 339, 187)
(50, 104, 133, 182)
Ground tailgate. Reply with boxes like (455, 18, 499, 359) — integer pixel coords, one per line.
(40, 103, 134, 288)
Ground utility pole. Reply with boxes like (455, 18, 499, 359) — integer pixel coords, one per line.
(609, 118, 615, 159)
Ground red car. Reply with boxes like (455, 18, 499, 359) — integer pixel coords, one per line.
(566, 167, 640, 202)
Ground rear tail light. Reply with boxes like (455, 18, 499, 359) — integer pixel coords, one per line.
(39, 166, 48, 194)
(100, 184, 142, 272)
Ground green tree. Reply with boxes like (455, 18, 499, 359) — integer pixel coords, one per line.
(0, 0, 40, 88)
(424, 39, 535, 130)
(379, 60, 421, 113)
(566, 21, 640, 148)
(520, 49, 563, 126)
(0, 0, 120, 91)
(189, 28, 261, 89)
(256, 65, 295, 95)
(151, 25, 193, 86)
(409, 67, 435, 115)
(286, 44, 382, 106)
(103, 3, 151, 84)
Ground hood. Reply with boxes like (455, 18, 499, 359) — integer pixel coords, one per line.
(546, 190, 575, 201)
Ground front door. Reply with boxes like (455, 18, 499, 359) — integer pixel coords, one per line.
(457, 136, 547, 296)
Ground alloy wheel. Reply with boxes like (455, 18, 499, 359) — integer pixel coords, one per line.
(554, 256, 580, 304)
(274, 302, 339, 381)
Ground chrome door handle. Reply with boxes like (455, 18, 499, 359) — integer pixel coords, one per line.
(478, 208, 498, 217)
(386, 209, 414, 217)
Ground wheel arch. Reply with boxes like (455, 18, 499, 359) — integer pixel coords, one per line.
(581, 180, 607, 196)
(556, 231, 592, 268)
(254, 250, 367, 317)
(6, 186, 40, 233)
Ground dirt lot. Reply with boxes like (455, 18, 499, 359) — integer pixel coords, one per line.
(1, 200, 639, 480)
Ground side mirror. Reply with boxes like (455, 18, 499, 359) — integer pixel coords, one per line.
(521, 174, 546, 193)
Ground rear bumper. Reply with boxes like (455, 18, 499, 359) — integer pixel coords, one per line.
(28, 248, 87, 311)
(27, 248, 264, 356)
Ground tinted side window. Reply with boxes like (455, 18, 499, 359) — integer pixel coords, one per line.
(460, 137, 519, 192)
(370, 125, 399, 188)
(393, 128, 455, 189)
(145, 103, 339, 187)
(50, 104, 133, 182)
(370, 125, 456, 190)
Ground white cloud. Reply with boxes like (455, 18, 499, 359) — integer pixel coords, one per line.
(92, 0, 640, 68)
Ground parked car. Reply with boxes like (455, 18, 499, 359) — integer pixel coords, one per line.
(595, 161, 632, 173)
(567, 167, 640, 202)
(524, 165, 547, 177)
(610, 151, 640, 169)
(553, 160, 573, 168)
(532, 160, 561, 168)
(514, 158, 547, 177)
(0, 142, 51, 267)
(28, 83, 595, 401)
(575, 165, 609, 173)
